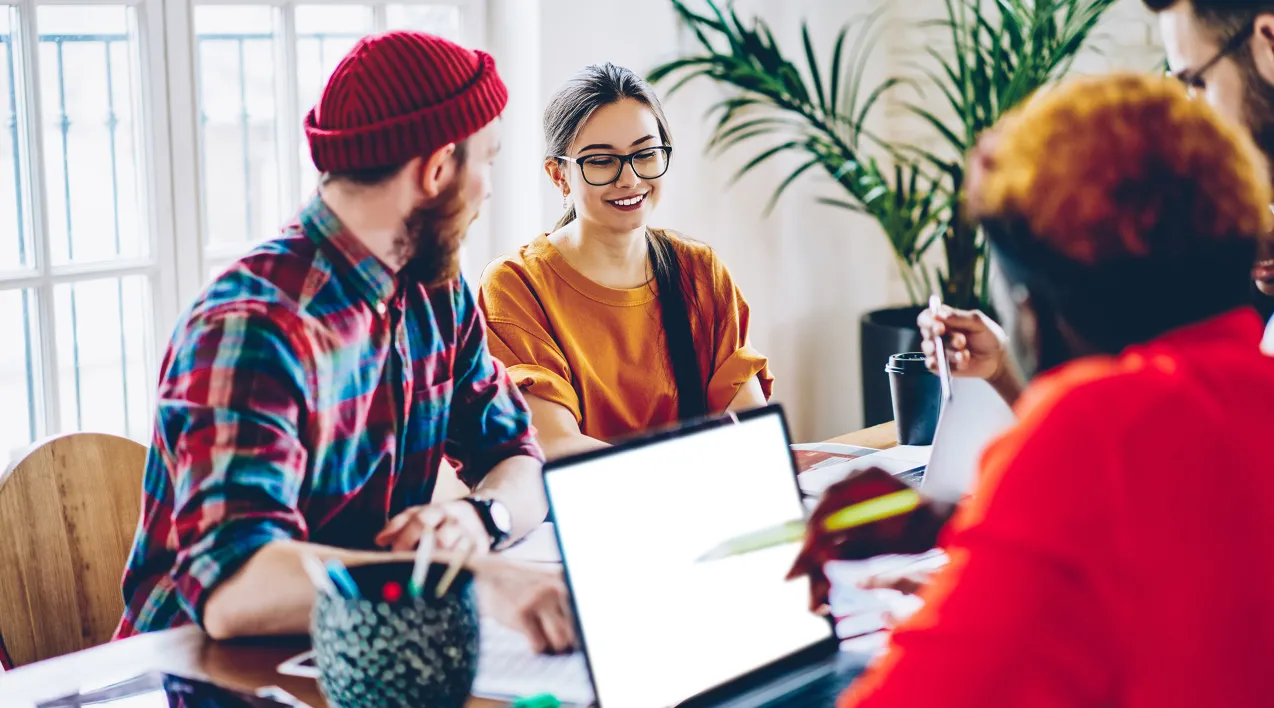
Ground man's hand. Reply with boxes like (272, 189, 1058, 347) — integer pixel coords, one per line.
(918, 306, 1009, 382)
(376, 500, 491, 555)
(472, 556, 576, 654)
(786, 467, 953, 613)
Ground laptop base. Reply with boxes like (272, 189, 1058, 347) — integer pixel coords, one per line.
(713, 651, 867, 707)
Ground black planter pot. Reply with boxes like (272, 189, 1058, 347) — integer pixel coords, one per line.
(860, 305, 926, 427)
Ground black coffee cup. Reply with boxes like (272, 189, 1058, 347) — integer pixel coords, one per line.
(886, 352, 941, 446)
(311, 561, 479, 708)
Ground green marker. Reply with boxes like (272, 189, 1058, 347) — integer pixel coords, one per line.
(511, 694, 561, 708)
(695, 489, 923, 562)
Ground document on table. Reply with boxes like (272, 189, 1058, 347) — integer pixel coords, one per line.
(496, 522, 562, 563)
(472, 619, 594, 705)
(826, 549, 947, 640)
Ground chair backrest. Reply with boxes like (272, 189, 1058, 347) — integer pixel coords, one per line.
(0, 433, 147, 667)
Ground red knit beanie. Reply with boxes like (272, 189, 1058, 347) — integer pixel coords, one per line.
(305, 31, 508, 173)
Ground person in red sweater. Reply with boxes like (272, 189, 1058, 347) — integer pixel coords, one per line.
(791, 72, 1274, 707)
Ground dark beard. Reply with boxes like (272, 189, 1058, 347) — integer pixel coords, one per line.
(394, 181, 469, 288)
(1240, 56, 1274, 189)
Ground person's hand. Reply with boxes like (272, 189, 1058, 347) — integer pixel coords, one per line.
(859, 567, 936, 596)
(918, 306, 1010, 383)
(472, 556, 576, 654)
(1254, 259, 1274, 297)
(376, 500, 491, 555)
(786, 467, 953, 613)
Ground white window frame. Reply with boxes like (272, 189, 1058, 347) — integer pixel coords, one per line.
(162, 0, 489, 314)
(0, 0, 177, 445)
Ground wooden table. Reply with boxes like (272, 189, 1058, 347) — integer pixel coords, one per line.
(0, 423, 898, 708)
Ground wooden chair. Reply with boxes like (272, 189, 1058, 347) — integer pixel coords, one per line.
(0, 433, 147, 668)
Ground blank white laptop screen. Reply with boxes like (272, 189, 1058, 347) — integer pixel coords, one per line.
(545, 411, 833, 708)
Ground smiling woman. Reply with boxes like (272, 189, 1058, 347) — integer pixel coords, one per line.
(477, 63, 773, 461)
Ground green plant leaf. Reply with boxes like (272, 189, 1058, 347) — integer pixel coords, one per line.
(728, 140, 806, 186)
(817, 197, 869, 215)
(801, 24, 827, 114)
(904, 102, 966, 154)
(765, 156, 824, 214)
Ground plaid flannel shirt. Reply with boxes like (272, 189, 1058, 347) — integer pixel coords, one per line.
(115, 196, 542, 637)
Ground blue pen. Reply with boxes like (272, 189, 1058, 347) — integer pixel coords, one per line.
(324, 559, 361, 600)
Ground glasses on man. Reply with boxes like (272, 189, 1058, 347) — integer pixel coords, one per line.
(556, 146, 673, 186)
(1169, 21, 1255, 99)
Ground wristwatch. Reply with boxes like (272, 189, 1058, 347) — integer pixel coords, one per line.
(462, 495, 512, 550)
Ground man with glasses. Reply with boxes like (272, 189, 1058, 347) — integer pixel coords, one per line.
(1149, 0, 1274, 300)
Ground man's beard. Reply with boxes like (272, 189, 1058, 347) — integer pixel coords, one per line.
(394, 180, 471, 287)
(1240, 57, 1274, 182)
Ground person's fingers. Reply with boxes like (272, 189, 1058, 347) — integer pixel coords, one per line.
(435, 522, 463, 551)
(916, 308, 933, 331)
(860, 572, 927, 595)
(808, 571, 831, 613)
(949, 332, 968, 351)
(386, 517, 425, 552)
(929, 320, 946, 338)
(936, 309, 985, 331)
(375, 510, 415, 547)
(920, 339, 935, 356)
(520, 612, 551, 655)
(538, 601, 575, 654)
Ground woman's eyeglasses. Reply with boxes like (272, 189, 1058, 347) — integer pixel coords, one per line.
(1170, 21, 1255, 99)
(556, 146, 672, 186)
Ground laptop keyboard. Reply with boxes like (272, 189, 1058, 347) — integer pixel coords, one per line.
(896, 465, 926, 486)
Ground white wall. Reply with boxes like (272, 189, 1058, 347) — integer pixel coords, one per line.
(477, 0, 1164, 443)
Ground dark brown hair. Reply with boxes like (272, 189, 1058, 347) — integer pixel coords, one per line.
(1141, 0, 1268, 40)
(543, 63, 707, 420)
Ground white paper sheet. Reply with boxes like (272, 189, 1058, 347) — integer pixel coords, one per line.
(472, 619, 594, 705)
(496, 522, 562, 563)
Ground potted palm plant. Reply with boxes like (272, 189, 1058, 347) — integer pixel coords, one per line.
(650, 0, 1117, 425)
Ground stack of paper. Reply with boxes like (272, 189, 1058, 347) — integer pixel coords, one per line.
(825, 550, 946, 643)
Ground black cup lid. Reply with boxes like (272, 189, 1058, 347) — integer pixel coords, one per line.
(885, 352, 931, 373)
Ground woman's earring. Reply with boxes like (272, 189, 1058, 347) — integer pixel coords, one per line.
(562, 192, 569, 209)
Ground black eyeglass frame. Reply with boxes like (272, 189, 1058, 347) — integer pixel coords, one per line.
(554, 145, 673, 186)
(1170, 20, 1256, 93)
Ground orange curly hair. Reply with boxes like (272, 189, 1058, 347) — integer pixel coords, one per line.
(968, 73, 1272, 266)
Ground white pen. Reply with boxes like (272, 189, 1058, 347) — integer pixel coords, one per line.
(300, 552, 339, 597)
(929, 293, 954, 403)
(409, 529, 436, 598)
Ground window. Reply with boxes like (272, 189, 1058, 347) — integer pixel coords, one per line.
(0, 0, 170, 458)
(178, 2, 475, 277)
(0, 0, 481, 458)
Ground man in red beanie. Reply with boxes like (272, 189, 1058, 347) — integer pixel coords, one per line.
(117, 31, 575, 654)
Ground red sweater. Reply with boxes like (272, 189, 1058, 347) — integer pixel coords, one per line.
(843, 309, 1274, 708)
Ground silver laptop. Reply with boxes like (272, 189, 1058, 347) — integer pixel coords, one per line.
(543, 405, 865, 708)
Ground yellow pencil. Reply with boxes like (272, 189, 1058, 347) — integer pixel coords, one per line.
(695, 489, 923, 562)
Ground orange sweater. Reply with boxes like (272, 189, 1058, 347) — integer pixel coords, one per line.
(478, 230, 772, 441)
(844, 309, 1274, 708)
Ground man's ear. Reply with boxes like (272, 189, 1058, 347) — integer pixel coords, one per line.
(419, 142, 459, 200)
(1252, 14, 1274, 87)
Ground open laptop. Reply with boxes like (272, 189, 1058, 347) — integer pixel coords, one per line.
(920, 376, 1017, 503)
(543, 405, 867, 708)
